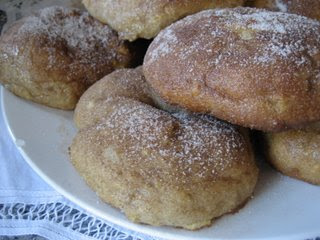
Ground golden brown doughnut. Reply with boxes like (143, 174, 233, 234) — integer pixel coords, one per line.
(71, 67, 259, 230)
(0, 6, 133, 110)
(252, 0, 320, 20)
(82, 0, 245, 41)
(264, 122, 320, 185)
(143, 7, 320, 132)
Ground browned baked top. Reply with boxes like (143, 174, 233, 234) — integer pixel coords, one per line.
(2, 6, 130, 84)
(0, 6, 132, 109)
(143, 7, 320, 132)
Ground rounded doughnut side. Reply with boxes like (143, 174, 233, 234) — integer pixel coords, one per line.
(264, 123, 320, 185)
(143, 7, 320, 132)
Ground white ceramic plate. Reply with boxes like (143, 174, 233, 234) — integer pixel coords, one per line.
(1, 86, 320, 240)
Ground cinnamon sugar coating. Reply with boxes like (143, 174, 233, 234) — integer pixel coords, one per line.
(82, 0, 244, 41)
(143, 7, 320, 132)
(71, 67, 258, 230)
(253, 0, 320, 20)
(0, 6, 133, 110)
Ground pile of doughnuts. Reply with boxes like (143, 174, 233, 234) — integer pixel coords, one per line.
(142, 6, 320, 187)
(246, 1, 320, 186)
(1, 0, 320, 231)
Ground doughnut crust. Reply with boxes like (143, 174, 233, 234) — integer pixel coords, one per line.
(0, 6, 133, 110)
(253, 0, 320, 20)
(143, 7, 320, 132)
(264, 123, 320, 185)
(71, 67, 258, 230)
(82, 0, 245, 41)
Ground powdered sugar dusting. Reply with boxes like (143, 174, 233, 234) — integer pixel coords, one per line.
(7, 5, 130, 74)
(149, 28, 178, 62)
(275, 0, 288, 12)
(75, 68, 249, 183)
(143, 7, 320, 131)
(93, 102, 245, 181)
(19, 6, 114, 53)
(0, 5, 133, 91)
(146, 7, 320, 67)
(213, 8, 288, 33)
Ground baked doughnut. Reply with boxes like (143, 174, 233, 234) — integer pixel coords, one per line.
(0, 6, 133, 110)
(82, 0, 245, 41)
(252, 0, 320, 20)
(264, 122, 320, 185)
(143, 7, 320, 132)
(71, 67, 259, 230)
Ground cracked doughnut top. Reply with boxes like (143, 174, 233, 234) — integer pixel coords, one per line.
(143, 7, 320, 132)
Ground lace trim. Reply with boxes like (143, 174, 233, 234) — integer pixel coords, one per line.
(0, 202, 153, 240)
